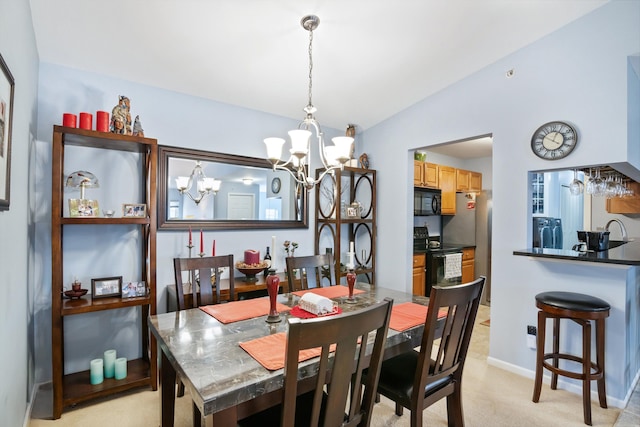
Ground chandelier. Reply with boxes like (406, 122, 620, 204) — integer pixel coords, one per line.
(264, 15, 354, 190)
(175, 161, 221, 205)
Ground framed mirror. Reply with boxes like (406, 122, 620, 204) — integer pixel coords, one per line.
(158, 145, 308, 230)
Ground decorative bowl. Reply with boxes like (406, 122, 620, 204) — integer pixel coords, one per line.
(104, 210, 115, 217)
(64, 289, 88, 299)
(236, 266, 267, 282)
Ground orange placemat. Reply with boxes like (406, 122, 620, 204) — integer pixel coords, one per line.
(200, 298, 291, 324)
(240, 332, 336, 371)
(389, 302, 448, 332)
(292, 286, 365, 299)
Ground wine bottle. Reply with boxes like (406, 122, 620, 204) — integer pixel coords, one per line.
(263, 246, 272, 277)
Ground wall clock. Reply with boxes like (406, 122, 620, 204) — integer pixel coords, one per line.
(531, 121, 578, 160)
(271, 177, 281, 194)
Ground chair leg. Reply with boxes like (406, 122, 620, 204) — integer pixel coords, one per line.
(447, 383, 465, 427)
(532, 310, 546, 403)
(596, 318, 608, 409)
(375, 392, 380, 403)
(551, 317, 560, 390)
(583, 320, 592, 426)
(395, 402, 404, 416)
(409, 405, 422, 427)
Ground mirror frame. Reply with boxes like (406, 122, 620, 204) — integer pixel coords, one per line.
(158, 145, 308, 230)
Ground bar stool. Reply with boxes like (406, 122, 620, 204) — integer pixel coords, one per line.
(532, 291, 610, 425)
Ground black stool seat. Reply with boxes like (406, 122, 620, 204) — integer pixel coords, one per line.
(532, 291, 610, 426)
(535, 292, 610, 313)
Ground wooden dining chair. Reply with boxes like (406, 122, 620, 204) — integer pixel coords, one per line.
(371, 276, 485, 427)
(285, 253, 336, 292)
(238, 297, 394, 427)
(173, 255, 235, 397)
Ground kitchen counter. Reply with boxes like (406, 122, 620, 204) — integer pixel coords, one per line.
(513, 239, 640, 266)
(414, 243, 475, 254)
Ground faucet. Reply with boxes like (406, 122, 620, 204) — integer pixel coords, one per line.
(605, 219, 628, 241)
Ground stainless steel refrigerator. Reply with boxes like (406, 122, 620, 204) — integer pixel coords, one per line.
(442, 192, 492, 305)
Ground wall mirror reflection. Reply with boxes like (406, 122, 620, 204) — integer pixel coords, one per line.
(158, 146, 308, 230)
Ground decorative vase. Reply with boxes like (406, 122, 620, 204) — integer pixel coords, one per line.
(266, 270, 281, 323)
(346, 269, 357, 304)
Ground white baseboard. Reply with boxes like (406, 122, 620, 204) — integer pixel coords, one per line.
(23, 381, 46, 427)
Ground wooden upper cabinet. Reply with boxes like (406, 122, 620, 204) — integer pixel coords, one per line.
(469, 171, 482, 192)
(456, 169, 470, 192)
(606, 182, 640, 213)
(439, 166, 456, 215)
(413, 161, 439, 188)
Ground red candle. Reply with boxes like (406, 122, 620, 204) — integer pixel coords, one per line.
(188, 226, 192, 246)
(79, 112, 92, 130)
(200, 229, 204, 253)
(212, 239, 216, 256)
(62, 113, 77, 128)
(96, 111, 109, 132)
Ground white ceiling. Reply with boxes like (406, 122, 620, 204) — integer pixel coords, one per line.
(29, 0, 608, 137)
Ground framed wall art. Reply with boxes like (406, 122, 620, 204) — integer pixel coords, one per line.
(91, 276, 123, 299)
(0, 53, 15, 211)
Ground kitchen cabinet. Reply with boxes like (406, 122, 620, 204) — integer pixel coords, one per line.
(606, 182, 640, 213)
(462, 247, 475, 283)
(469, 171, 482, 192)
(315, 167, 376, 284)
(439, 166, 457, 215)
(50, 126, 157, 418)
(456, 169, 470, 192)
(413, 161, 438, 188)
(412, 254, 426, 296)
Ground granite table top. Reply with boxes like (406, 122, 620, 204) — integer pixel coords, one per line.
(149, 283, 431, 425)
(513, 239, 640, 266)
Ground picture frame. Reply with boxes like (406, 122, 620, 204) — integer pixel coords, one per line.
(123, 203, 146, 217)
(69, 198, 100, 217)
(91, 276, 122, 298)
(122, 281, 147, 298)
(0, 53, 15, 211)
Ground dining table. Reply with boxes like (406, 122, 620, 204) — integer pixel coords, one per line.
(149, 282, 438, 427)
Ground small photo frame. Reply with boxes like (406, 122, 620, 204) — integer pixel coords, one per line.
(123, 203, 146, 217)
(346, 206, 360, 219)
(91, 276, 122, 298)
(122, 281, 147, 298)
(69, 198, 100, 217)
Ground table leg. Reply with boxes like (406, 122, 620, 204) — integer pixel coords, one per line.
(161, 350, 176, 427)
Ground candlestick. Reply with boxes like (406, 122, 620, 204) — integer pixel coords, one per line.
(271, 236, 276, 271)
(200, 229, 204, 254)
(348, 251, 355, 269)
(188, 226, 192, 246)
(212, 239, 216, 256)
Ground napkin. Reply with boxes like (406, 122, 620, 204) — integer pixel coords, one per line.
(298, 293, 334, 315)
(292, 286, 364, 299)
(240, 332, 336, 371)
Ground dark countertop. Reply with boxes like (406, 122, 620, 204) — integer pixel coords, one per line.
(414, 243, 475, 255)
(513, 239, 640, 266)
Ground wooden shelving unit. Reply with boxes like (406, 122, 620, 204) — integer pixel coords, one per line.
(315, 167, 376, 284)
(50, 125, 157, 418)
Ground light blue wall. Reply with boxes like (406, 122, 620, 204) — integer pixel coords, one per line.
(363, 0, 640, 403)
(0, 0, 40, 425)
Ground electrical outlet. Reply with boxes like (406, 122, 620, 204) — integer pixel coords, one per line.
(527, 325, 537, 349)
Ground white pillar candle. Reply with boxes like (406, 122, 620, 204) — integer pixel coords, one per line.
(103, 349, 116, 379)
(350, 241, 355, 252)
(90, 358, 103, 385)
(114, 357, 127, 380)
(271, 236, 277, 271)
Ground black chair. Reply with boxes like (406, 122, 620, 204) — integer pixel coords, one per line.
(285, 253, 336, 292)
(173, 255, 235, 398)
(372, 277, 485, 427)
(238, 297, 394, 427)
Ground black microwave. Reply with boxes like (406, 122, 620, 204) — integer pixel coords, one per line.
(414, 189, 441, 216)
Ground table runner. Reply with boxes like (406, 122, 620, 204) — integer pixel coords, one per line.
(389, 302, 448, 332)
(239, 332, 336, 371)
(200, 298, 291, 324)
(291, 285, 365, 299)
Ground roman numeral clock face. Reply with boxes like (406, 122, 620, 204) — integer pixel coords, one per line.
(531, 121, 578, 160)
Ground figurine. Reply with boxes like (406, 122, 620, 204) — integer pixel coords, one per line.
(132, 115, 144, 137)
(359, 153, 369, 169)
(110, 95, 132, 135)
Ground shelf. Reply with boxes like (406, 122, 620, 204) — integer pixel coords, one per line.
(53, 125, 156, 152)
(61, 295, 152, 316)
(59, 217, 151, 225)
(62, 358, 151, 406)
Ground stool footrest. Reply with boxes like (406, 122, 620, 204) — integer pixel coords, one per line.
(542, 353, 604, 381)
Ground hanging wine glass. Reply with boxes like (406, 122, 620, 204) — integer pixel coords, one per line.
(592, 168, 605, 197)
(568, 169, 584, 195)
(585, 168, 596, 195)
(605, 173, 618, 198)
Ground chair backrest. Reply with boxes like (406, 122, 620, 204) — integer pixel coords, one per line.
(173, 255, 235, 310)
(285, 253, 336, 292)
(414, 276, 485, 400)
(281, 298, 393, 427)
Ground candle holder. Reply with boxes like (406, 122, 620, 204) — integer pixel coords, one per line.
(266, 270, 281, 323)
(345, 269, 357, 304)
(187, 243, 194, 258)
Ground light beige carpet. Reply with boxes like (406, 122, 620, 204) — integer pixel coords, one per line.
(30, 305, 623, 426)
